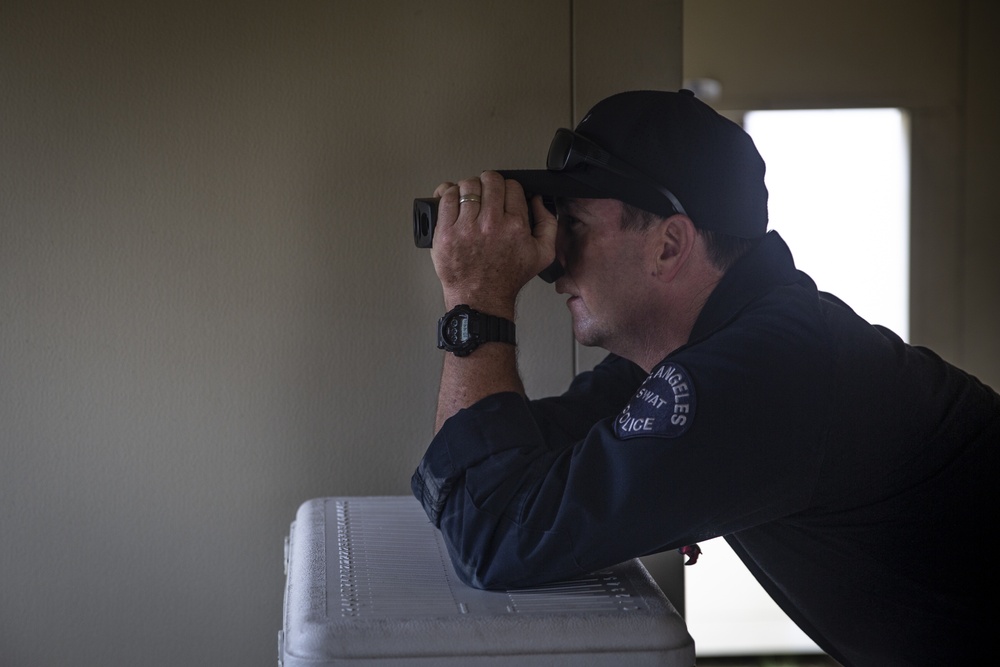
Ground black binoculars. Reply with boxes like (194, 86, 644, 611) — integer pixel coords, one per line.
(411, 191, 564, 283)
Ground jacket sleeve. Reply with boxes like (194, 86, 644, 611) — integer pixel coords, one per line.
(411, 317, 832, 589)
(410, 354, 644, 536)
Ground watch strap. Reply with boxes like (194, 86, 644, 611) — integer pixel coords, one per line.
(478, 311, 516, 345)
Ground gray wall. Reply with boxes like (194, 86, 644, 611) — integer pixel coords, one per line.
(1, 1, 680, 665)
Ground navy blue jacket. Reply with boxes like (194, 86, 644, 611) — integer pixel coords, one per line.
(412, 231, 999, 666)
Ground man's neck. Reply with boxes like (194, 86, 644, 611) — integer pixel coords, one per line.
(626, 269, 723, 373)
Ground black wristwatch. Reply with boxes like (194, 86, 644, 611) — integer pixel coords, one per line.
(437, 304, 516, 357)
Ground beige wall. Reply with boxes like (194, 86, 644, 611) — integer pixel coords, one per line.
(684, 0, 1000, 388)
(0, 1, 680, 665)
(3, 2, 996, 665)
(962, 0, 1000, 387)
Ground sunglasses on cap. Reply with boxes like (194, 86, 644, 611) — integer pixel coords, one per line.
(546, 128, 687, 217)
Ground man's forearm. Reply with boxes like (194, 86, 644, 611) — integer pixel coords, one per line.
(435, 339, 525, 433)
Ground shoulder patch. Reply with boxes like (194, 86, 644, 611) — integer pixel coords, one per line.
(615, 362, 697, 440)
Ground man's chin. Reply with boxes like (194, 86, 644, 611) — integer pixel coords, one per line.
(571, 323, 604, 349)
(567, 302, 607, 347)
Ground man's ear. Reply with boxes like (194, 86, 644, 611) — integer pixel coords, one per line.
(652, 214, 698, 282)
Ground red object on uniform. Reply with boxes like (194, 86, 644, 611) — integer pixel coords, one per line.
(679, 544, 702, 565)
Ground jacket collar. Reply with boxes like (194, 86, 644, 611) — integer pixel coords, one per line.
(687, 231, 805, 344)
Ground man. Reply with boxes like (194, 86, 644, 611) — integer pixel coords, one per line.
(411, 90, 998, 666)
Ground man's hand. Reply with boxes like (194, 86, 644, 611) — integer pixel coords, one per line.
(430, 171, 557, 318)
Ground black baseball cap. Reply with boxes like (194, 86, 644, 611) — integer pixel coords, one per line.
(500, 89, 769, 239)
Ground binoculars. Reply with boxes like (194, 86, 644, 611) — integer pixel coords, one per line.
(411, 191, 564, 283)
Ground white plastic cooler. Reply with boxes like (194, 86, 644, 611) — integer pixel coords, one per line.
(279, 496, 694, 666)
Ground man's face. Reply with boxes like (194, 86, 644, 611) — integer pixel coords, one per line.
(554, 198, 659, 353)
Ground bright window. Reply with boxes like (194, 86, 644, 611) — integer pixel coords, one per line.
(746, 108, 910, 339)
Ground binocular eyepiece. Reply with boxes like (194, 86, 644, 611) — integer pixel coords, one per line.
(411, 195, 564, 283)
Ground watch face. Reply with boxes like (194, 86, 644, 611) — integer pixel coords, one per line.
(443, 313, 469, 346)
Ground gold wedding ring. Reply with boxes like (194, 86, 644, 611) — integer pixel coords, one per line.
(458, 194, 482, 204)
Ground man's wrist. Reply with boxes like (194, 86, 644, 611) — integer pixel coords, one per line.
(442, 292, 516, 321)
